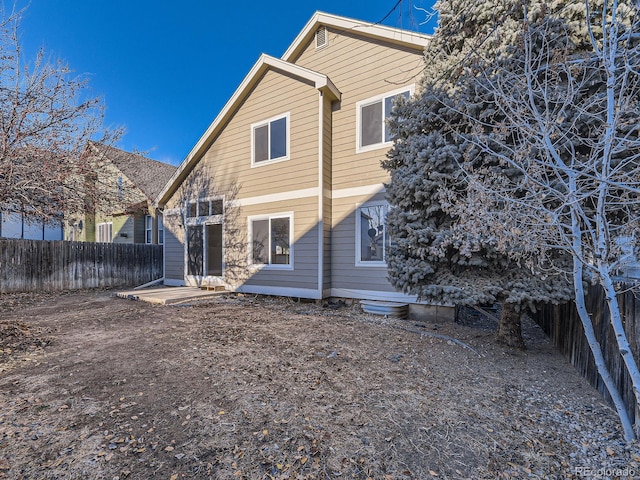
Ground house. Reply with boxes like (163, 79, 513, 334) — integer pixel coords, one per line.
(155, 12, 431, 303)
(67, 142, 177, 244)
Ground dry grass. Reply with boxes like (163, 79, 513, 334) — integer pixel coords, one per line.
(0, 290, 638, 479)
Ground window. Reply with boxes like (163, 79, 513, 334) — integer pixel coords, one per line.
(249, 214, 292, 268)
(252, 114, 289, 165)
(158, 215, 164, 245)
(145, 215, 153, 244)
(97, 222, 113, 243)
(117, 176, 124, 200)
(187, 198, 224, 218)
(356, 87, 412, 152)
(187, 202, 197, 218)
(356, 203, 390, 266)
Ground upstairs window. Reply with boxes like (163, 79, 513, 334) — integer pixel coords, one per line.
(356, 87, 412, 152)
(252, 113, 289, 165)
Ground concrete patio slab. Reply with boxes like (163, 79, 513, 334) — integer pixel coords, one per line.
(115, 286, 225, 305)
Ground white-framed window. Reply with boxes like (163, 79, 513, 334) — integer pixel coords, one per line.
(158, 215, 164, 245)
(248, 213, 293, 269)
(356, 202, 390, 266)
(356, 86, 412, 153)
(145, 215, 153, 244)
(251, 113, 290, 166)
(96, 222, 113, 243)
(186, 197, 224, 219)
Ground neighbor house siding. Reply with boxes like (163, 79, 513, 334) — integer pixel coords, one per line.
(112, 216, 134, 244)
(133, 215, 146, 244)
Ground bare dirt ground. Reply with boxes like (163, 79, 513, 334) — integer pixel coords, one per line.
(0, 290, 639, 480)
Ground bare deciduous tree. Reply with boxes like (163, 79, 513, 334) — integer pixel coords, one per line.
(0, 6, 118, 223)
(439, 0, 640, 440)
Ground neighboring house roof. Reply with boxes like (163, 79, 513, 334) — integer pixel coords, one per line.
(89, 142, 177, 201)
(155, 11, 430, 207)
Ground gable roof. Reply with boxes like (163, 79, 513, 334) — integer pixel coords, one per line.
(89, 142, 177, 201)
(155, 11, 430, 207)
(156, 55, 340, 205)
(282, 11, 431, 62)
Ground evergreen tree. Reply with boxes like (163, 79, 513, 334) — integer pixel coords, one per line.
(385, 0, 640, 439)
(382, 0, 575, 347)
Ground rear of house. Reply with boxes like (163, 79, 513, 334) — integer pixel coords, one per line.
(156, 12, 431, 304)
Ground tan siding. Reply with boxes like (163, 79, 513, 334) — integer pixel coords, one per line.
(162, 66, 324, 290)
(293, 28, 425, 191)
(197, 69, 320, 200)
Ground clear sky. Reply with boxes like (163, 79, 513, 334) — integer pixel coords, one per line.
(12, 0, 437, 166)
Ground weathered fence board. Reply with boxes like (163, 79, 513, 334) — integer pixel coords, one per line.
(534, 285, 640, 424)
(0, 239, 163, 293)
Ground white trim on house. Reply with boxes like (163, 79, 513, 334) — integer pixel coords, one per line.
(185, 195, 225, 223)
(183, 195, 226, 285)
(247, 211, 294, 271)
(317, 91, 325, 297)
(236, 187, 319, 207)
(355, 201, 389, 267)
(250, 112, 291, 167)
(236, 284, 322, 299)
(281, 11, 430, 62)
(355, 85, 414, 154)
(330, 288, 420, 303)
(332, 184, 385, 200)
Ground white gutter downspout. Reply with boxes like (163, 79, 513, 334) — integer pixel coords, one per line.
(317, 90, 324, 300)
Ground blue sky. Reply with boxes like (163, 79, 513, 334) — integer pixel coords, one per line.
(13, 1, 437, 166)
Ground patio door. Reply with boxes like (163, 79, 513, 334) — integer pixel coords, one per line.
(186, 223, 223, 285)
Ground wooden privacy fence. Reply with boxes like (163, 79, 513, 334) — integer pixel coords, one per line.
(0, 239, 163, 293)
(534, 285, 640, 425)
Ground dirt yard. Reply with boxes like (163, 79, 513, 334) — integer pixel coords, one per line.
(0, 290, 638, 479)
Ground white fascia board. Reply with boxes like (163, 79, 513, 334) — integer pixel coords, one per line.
(155, 54, 338, 207)
(282, 11, 431, 62)
(236, 284, 323, 300)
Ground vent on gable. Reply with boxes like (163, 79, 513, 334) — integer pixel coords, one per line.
(315, 27, 328, 49)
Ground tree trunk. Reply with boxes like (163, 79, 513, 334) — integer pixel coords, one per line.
(497, 302, 526, 349)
